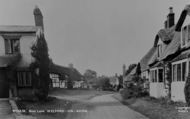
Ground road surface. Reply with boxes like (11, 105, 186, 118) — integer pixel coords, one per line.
(64, 94, 149, 119)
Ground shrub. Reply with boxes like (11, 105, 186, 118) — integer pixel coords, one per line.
(121, 75, 149, 99)
(184, 74, 190, 106)
(120, 88, 134, 99)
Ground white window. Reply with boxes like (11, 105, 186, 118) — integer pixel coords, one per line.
(150, 68, 163, 83)
(50, 73, 60, 87)
(181, 24, 190, 48)
(158, 44, 162, 57)
(172, 61, 187, 82)
(17, 72, 32, 87)
(5, 38, 20, 54)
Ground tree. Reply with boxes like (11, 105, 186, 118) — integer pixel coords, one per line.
(30, 29, 50, 101)
(83, 69, 97, 80)
(96, 77, 111, 90)
(136, 62, 141, 76)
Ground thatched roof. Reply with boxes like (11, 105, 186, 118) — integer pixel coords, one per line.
(123, 66, 137, 82)
(49, 63, 83, 81)
(171, 48, 190, 62)
(160, 8, 190, 61)
(160, 32, 181, 61)
(140, 47, 157, 72)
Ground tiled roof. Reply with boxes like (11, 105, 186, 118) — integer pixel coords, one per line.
(0, 25, 39, 33)
(140, 47, 157, 72)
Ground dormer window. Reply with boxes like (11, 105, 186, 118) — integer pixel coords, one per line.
(158, 44, 162, 57)
(181, 24, 190, 48)
(4, 38, 20, 54)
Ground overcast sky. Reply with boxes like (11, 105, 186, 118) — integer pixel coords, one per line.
(0, 0, 190, 76)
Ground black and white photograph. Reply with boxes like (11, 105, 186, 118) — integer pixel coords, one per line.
(0, 0, 190, 119)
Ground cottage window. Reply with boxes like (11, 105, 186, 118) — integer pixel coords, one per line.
(158, 44, 162, 57)
(155, 70, 157, 82)
(17, 72, 32, 87)
(5, 38, 20, 54)
(158, 69, 163, 82)
(150, 69, 162, 83)
(150, 70, 155, 82)
(173, 64, 177, 82)
(172, 61, 187, 82)
(181, 25, 190, 48)
(50, 73, 60, 87)
(182, 62, 186, 81)
(177, 64, 181, 81)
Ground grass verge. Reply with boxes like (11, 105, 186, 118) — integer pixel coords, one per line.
(113, 93, 190, 119)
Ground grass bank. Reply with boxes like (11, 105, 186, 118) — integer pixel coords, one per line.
(113, 93, 190, 119)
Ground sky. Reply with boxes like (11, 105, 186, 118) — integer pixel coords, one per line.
(0, 0, 190, 76)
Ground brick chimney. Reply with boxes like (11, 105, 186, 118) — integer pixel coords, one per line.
(33, 6, 44, 31)
(167, 7, 175, 28)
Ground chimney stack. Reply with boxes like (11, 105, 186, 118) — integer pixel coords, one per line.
(33, 6, 44, 31)
(69, 63, 74, 69)
(123, 64, 126, 76)
(167, 7, 175, 28)
(164, 20, 168, 29)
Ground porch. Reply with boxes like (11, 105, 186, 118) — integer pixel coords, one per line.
(149, 67, 166, 98)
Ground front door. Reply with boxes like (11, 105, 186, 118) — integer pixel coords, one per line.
(0, 69, 9, 98)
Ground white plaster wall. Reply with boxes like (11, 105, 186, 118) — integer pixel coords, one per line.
(171, 82, 186, 102)
(0, 36, 5, 55)
(17, 35, 36, 67)
(150, 83, 166, 98)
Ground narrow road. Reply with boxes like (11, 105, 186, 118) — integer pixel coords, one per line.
(64, 94, 149, 119)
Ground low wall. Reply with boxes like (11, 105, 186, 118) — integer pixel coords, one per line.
(171, 82, 186, 102)
(150, 83, 166, 98)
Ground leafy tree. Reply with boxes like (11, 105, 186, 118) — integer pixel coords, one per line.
(95, 77, 112, 90)
(84, 69, 97, 80)
(31, 29, 50, 101)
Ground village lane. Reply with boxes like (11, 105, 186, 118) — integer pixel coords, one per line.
(64, 94, 149, 119)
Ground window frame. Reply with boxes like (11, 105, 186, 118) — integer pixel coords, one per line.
(150, 67, 163, 83)
(17, 71, 32, 87)
(4, 38, 20, 54)
(172, 59, 188, 82)
(50, 73, 60, 87)
(157, 44, 162, 58)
